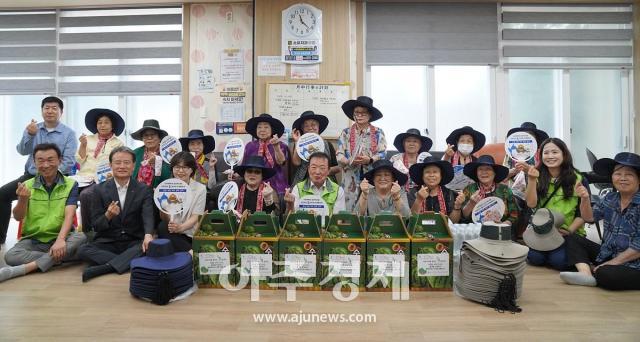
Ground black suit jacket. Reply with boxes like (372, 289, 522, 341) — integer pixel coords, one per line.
(91, 178, 154, 242)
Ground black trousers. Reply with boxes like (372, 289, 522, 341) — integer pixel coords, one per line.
(0, 174, 34, 244)
(157, 221, 193, 252)
(77, 239, 143, 274)
(565, 234, 640, 291)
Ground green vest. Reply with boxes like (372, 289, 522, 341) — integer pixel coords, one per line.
(22, 174, 75, 243)
(540, 172, 586, 237)
(296, 179, 340, 214)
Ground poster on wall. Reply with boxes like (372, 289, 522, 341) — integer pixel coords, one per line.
(281, 3, 322, 64)
(291, 63, 319, 79)
(220, 49, 244, 84)
(218, 85, 246, 122)
(258, 56, 286, 76)
(197, 68, 215, 91)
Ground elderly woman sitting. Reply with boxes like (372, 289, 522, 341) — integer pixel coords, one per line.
(409, 157, 464, 222)
(357, 160, 410, 217)
(560, 152, 640, 291)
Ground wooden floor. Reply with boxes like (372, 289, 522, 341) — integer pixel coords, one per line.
(1, 260, 639, 342)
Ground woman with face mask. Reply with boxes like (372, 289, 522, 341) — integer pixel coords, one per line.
(442, 126, 486, 167)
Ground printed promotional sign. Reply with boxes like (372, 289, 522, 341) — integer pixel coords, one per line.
(297, 195, 329, 218)
(154, 179, 189, 215)
(218, 181, 239, 213)
(223, 137, 245, 167)
(95, 159, 113, 184)
(160, 136, 182, 164)
(472, 196, 506, 224)
(296, 133, 325, 162)
(416, 152, 432, 164)
(505, 131, 537, 162)
(445, 165, 475, 191)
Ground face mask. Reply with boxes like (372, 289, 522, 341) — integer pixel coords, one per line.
(457, 143, 474, 155)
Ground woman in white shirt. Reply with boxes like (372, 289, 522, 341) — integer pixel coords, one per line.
(77, 108, 125, 233)
(157, 152, 207, 252)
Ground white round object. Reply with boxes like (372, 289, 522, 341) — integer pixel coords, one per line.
(223, 138, 245, 167)
(505, 131, 538, 162)
(154, 178, 190, 215)
(471, 196, 506, 224)
(159, 136, 182, 164)
(218, 181, 239, 213)
(296, 133, 325, 162)
(416, 152, 432, 163)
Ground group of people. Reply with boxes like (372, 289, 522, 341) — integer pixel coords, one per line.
(0, 95, 638, 292)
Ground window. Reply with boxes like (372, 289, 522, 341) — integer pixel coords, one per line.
(508, 69, 561, 138)
(434, 66, 491, 151)
(370, 66, 428, 150)
(0, 95, 42, 184)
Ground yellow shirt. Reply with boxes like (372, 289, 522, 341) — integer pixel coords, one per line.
(75, 134, 124, 180)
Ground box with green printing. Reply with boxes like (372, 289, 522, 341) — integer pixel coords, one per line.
(278, 210, 322, 291)
(193, 210, 237, 288)
(236, 211, 280, 289)
(408, 211, 453, 291)
(321, 211, 366, 291)
(365, 211, 410, 292)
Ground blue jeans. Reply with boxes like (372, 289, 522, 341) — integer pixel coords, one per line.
(527, 243, 569, 271)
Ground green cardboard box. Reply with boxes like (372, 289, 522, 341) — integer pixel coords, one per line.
(408, 212, 454, 291)
(365, 211, 410, 292)
(236, 211, 280, 289)
(278, 210, 322, 291)
(193, 210, 237, 288)
(321, 211, 366, 291)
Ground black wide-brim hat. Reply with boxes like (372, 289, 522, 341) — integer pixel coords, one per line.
(507, 122, 549, 145)
(179, 129, 215, 155)
(594, 152, 640, 179)
(246, 113, 285, 139)
(363, 159, 408, 186)
(446, 126, 486, 154)
(409, 157, 454, 186)
(234, 155, 277, 179)
(463, 155, 510, 184)
(131, 119, 168, 141)
(393, 128, 433, 153)
(85, 108, 125, 136)
(292, 110, 329, 134)
(341, 96, 383, 122)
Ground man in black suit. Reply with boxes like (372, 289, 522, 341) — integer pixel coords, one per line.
(78, 146, 155, 282)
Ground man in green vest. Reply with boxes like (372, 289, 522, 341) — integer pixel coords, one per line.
(284, 152, 345, 215)
(0, 143, 86, 283)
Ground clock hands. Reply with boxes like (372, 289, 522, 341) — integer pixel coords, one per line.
(298, 14, 310, 29)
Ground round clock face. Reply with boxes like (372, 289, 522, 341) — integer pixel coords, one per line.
(286, 5, 317, 37)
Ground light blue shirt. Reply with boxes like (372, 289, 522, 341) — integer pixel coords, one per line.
(17, 122, 78, 175)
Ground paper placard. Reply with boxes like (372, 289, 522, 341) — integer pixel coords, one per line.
(297, 195, 328, 218)
(95, 160, 113, 184)
(372, 254, 405, 277)
(472, 196, 506, 224)
(198, 252, 231, 275)
(160, 136, 182, 164)
(154, 179, 189, 215)
(240, 253, 273, 277)
(445, 165, 475, 191)
(284, 254, 317, 278)
(223, 137, 245, 167)
(220, 49, 244, 84)
(417, 253, 450, 277)
(219, 86, 246, 122)
(328, 254, 360, 278)
(258, 56, 286, 76)
(505, 131, 537, 162)
(197, 68, 214, 91)
(296, 133, 325, 162)
(291, 63, 320, 79)
(217, 181, 239, 213)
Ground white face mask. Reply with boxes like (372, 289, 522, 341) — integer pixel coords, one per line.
(457, 143, 474, 155)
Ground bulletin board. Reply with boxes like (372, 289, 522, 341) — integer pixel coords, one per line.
(266, 82, 351, 138)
